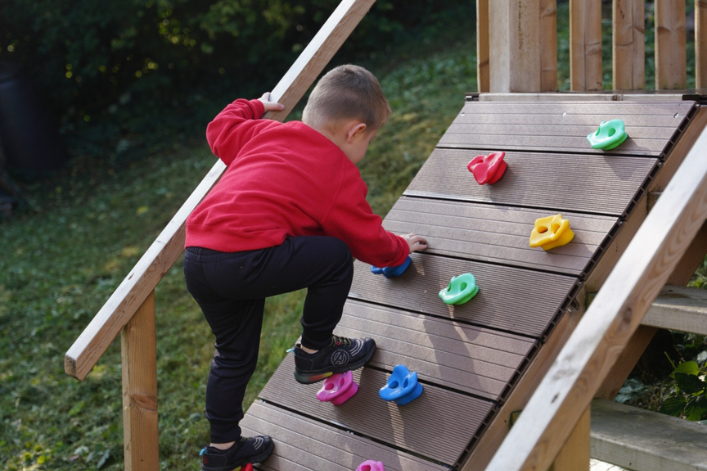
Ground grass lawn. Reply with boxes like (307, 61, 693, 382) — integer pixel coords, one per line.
(0, 8, 476, 470)
(1, 3, 705, 470)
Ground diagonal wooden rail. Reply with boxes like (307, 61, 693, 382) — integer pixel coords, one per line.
(484, 122, 707, 470)
(65, 0, 376, 382)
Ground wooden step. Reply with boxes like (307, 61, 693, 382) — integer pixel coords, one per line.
(590, 399, 707, 471)
(642, 285, 707, 335)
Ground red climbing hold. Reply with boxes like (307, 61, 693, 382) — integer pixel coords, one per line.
(467, 151, 507, 185)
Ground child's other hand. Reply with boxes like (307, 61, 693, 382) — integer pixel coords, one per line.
(402, 233, 428, 253)
(258, 92, 285, 112)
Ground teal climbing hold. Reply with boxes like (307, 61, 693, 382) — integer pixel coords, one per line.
(587, 119, 628, 150)
(439, 273, 479, 305)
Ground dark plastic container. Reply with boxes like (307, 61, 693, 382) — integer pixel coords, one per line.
(0, 61, 68, 179)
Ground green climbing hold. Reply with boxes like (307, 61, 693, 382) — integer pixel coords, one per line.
(587, 119, 628, 150)
(439, 273, 479, 306)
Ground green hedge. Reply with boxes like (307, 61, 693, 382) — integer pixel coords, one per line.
(0, 0, 469, 159)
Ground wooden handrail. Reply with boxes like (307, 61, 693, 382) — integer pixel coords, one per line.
(64, 0, 377, 381)
(484, 124, 707, 470)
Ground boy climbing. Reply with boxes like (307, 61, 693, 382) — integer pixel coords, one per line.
(183, 64, 428, 471)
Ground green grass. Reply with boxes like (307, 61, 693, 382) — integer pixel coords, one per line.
(0, 11, 475, 470)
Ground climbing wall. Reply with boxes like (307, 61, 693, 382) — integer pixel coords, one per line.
(241, 96, 700, 470)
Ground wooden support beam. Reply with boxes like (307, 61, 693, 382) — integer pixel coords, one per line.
(484, 122, 707, 470)
(570, 0, 603, 91)
(489, 0, 542, 92)
(477, 0, 490, 93)
(643, 285, 707, 335)
(121, 291, 158, 471)
(550, 407, 590, 471)
(655, 0, 687, 90)
(697, 0, 707, 92)
(540, 0, 558, 91)
(64, 0, 376, 381)
(613, 0, 645, 90)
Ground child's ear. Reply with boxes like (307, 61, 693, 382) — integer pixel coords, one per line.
(346, 122, 367, 143)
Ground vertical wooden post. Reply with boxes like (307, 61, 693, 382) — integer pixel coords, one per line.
(570, 0, 603, 91)
(613, 0, 645, 90)
(489, 0, 542, 92)
(540, 0, 558, 91)
(121, 291, 159, 471)
(697, 0, 707, 89)
(548, 407, 591, 471)
(477, 0, 490, 93)
(655, 0, 687, 89)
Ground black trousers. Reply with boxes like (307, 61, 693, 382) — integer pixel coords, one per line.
(183, 236, 354, 442)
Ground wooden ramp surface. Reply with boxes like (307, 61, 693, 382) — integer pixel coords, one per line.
(243, 97, 699, 470)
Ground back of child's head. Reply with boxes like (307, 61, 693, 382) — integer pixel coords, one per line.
(303, 64, 391, 132)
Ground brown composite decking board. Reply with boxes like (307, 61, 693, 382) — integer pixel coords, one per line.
(350, 255, 576, 337)
(438, 101, 695, 156)
(383, 198, 617, 276)
(259, 361, 493, 465)
(450, 111, 691, 128)
(334, 301, 535, 398)
(405, 148, 658, 216)
(242, 402, 448, 471)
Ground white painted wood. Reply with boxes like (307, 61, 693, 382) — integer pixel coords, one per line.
(65, 0, 376, 381)
(642, 285, 707, 335)
(591, 399, 707, 471)
(484, 123, 707, 471)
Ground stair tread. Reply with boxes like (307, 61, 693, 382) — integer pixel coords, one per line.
(642, 286, 707, 334)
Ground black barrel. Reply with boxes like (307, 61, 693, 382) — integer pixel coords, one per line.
(0, 61, 68, 179)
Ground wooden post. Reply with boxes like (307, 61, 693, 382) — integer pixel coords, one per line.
(540, 0, 558, 91)
(655, 0, 687, 90)
(697, 0, 707, 89)
(489, 0, 542, 92)
(549, 407, 591, 471)
(477, 0, 490, 93)
(570, 0, 603, 91)
(613, 0, 645, 90)
(121, 291, 159, 471)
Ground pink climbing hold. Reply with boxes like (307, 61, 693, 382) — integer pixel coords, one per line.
(467, 151, 507, 185)
(315, 371, 358, 405)
(356, 460, 385, 471)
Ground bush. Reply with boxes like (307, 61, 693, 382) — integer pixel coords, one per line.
(0, 0, 468, 161)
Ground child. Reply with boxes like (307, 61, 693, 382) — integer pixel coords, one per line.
(184, 64, 428, 471)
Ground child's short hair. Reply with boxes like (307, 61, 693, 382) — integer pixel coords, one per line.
(303, 64, 391, 132)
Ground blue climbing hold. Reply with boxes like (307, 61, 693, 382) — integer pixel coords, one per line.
(439, 273, 479, 305)
(587, 119, 628, 150)
(371, 256, 411, 278)
(379, 365, 423, 406)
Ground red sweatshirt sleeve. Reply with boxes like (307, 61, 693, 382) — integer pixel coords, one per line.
(205, 99, 272, 166)
(320, 167, 409, 268)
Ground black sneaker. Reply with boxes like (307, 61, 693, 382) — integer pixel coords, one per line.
(200, 435, 274, 471)
(293, 335, 376, 384)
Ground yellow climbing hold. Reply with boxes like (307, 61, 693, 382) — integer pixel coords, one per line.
(529, 214, 575, 251)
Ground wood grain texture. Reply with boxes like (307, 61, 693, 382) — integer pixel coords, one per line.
(477, 0, 490, 93)
(642, 285, 707, 334)
(655, 0, 687, 90)
(405, 148, 657, 216)
(613, 0, 645, 90)
(258, 361, 493, 466)
(336, 300, 535, 399)
(64, 0, 376, 381)
(242, 402, 448, 471)
(550, 407, 590, 471)
(351, 255, 576, 337)
(698, 0, 707, 89)
(383, 198, 617, 276)
(590, 399, 707, 471)
(484, 123, 707, 471)
(570, 0, 603, 91)
(489, 0, 542, 92)
(540, 0, 558, 91)
(121, 292, 159, 471)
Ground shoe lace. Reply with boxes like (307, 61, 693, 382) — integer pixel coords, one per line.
(331, 335, 352, 347)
